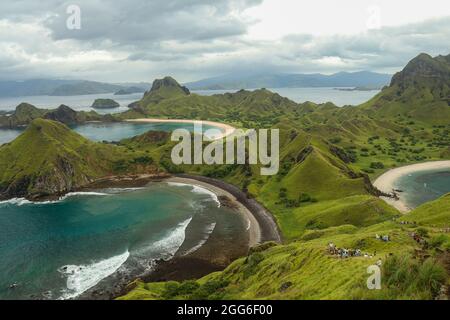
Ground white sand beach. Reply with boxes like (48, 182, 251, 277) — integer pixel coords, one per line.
(125, 118, 235, 140)
(373, 160, 450, 212)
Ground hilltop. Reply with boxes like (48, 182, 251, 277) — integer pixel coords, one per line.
(359, 53, 450, 124)
(0, 103, 112, 128)
(124, 77, 299, 127)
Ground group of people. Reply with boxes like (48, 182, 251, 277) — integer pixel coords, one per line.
(398, 220, 417, 226)
(327, 242, 376, 259)
(375, 234, 390, 242)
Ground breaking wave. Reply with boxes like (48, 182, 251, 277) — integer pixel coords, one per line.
(134, 217, 193, 262)
(58, 250, 130, 300)
(167, 182, 220, 207)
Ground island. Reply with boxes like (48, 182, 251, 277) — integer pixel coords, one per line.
(91, 98, 121, 109)
(114, 87, 145, 95)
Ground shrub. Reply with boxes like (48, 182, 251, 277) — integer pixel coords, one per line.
(416, 227, 429, 238)
(370, 162, 385, 169)
(243, 252, 265, 279)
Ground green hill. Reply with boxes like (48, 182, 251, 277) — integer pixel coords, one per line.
(0, 103, 111, 128)
(120, 194, 448, 300)
(0, 119, 158, 200)
(122, 77, 299, 127)
(359, 53, 450, 125)
(91, 98, 120, 109)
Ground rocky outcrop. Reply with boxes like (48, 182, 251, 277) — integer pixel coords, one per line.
(329, 145, 356, 163)
(0, 103, 46, 128)
(139, 76, 191, 106)
(44, 104, 79, 125)
(390, 53, 450, 94)
(146, 76, 190, 96)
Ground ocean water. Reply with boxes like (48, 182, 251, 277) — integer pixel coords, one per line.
(192, 87, 380, 107)
(395, 169, 450, 209)
(0, 87, 379, 114)
(0, 183, 245, 300)
(0, 121, 224, 145)
(0, 93, 143, 114)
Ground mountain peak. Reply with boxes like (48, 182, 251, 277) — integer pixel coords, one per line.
(43, 104, 79, 125)
(390, 52, 450, 89)
(149, 76, 190, 95)
(140, 76, 190, 106)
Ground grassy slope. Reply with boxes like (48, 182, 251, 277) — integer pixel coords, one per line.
(399, 193, 450, 227)
(120, 193, 449, 300)
(0, 119, 158, 198)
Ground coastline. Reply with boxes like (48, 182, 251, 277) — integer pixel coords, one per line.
(78, 173, 281, 300)
(165, 177, 262, 247)
(125, 118, 236, 139)
(373, 160, 450, 212)
(173, 174, 282, 244)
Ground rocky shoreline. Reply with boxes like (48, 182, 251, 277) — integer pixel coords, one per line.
(175, 174, 282, 243)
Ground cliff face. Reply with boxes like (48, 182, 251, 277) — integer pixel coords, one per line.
(44, 104, 79, 125)
(361, 53, 450, 124)
(390, 53, 450, 97)
(139, 76, 190, 106)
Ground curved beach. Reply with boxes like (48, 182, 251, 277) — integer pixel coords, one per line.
(79, 174, 281, 299)
(125, 118, 236, 139)
(373, 160, 450, 212)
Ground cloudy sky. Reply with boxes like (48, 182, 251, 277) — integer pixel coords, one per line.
(0, 0, 449, 82)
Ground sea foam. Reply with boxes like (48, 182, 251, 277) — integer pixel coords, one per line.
(167, 182, 220, 207)
(0, 192, 112, 207)
(58, 250, 130, 300)
(135, 217, 193, 262)
(0, 198, 32, 206)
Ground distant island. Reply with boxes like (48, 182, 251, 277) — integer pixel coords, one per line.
(91, 98, 120, 109)
(114, 86, 145, 95)
(334, 86, 383, 91)
(0, 79, 150, 97)
(185, 71, 391, 90)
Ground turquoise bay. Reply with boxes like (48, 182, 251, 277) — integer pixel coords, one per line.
(395, 169, 450, 209)
(0, 121, 224, 145)
(0, 183, 245, 300)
